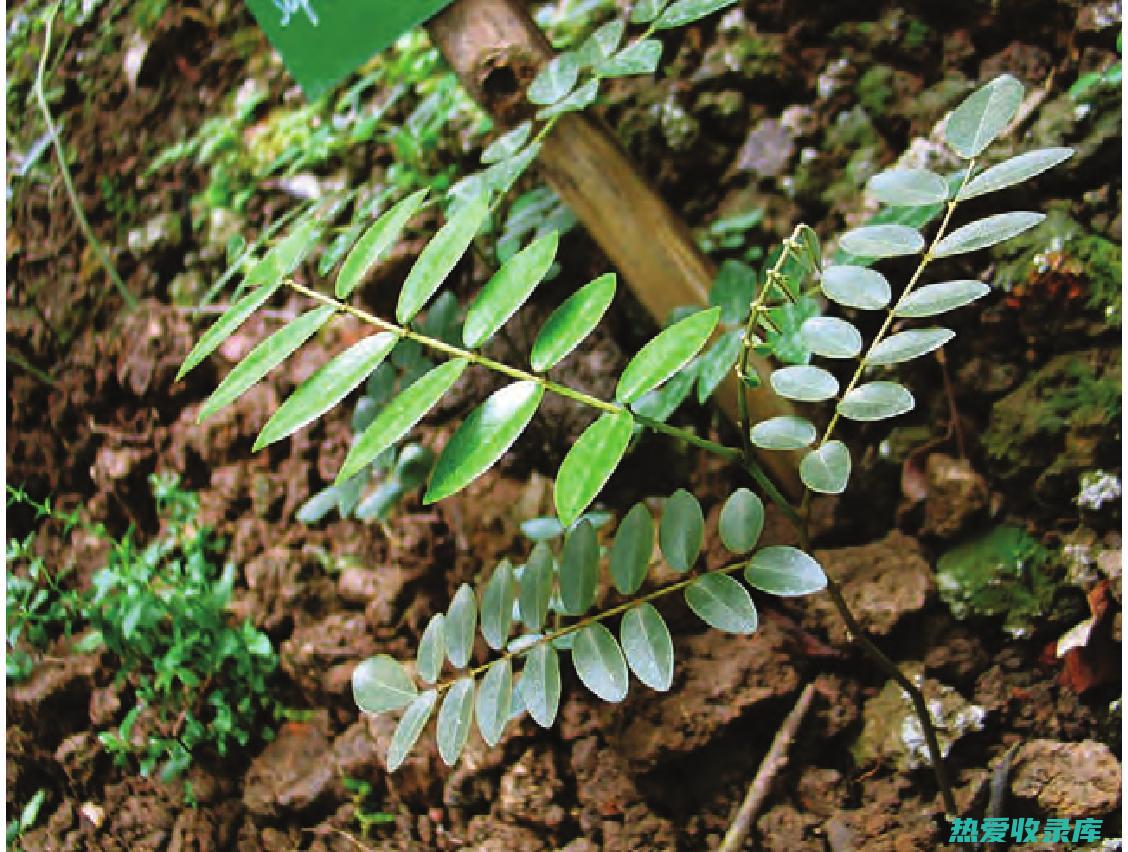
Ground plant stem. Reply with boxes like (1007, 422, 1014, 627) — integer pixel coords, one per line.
(34, 5, 137, 310)
(285, 279, 742, 461)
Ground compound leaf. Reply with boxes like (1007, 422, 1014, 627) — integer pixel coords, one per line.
(254, 332, 397, 450)
(417, 613, 445, 685)
(446, 583, 477, 669)
(475, 659, 512, 747)
(199, 305, 335, 422)
(178, 278, 284, 380)
(837, 381, 914, 421)
(616, 307, 720, 403)
(555, 411, 633, 526)
(522, 643, 561, 727)
(353, 655, 417, 715)
(659, 489, 703, 573)
(838, 224, 924, 258)
(932, 212, 1044, 258)
(481, 560, 516, 651)
(800, 317, 862, 359)
(799, 441, 851, 494)
(397, 193, 489, 323)
(572, 623, 629, 702)
(610, 502, 653, 595)
(337, 359, 468, 485)
(744, 546, 827, 596)
(770, 365, 839, 402)
(531, 272, 616, 372)
(620, 603, 674, 691)
(718, 488, 764, 554)
(684, 573, 758, 634)
(821, 265, 891, 310)
(944, 74, 1024, 159)
(464, 232, 558, 348)
(867, 168, 949, 206)
(425, 381, 544, 503)
(749, 415, 818, 451)
(560, 519, 599, 616)
(894, 280, 991, 318)
(867, 328, 955, 366)
(336, 189, 428, 298)
(436, 677, 475, 766)
(958, 147, 1073, 200)
(387, 690, 437, 772)
(519, 543, 555, 631)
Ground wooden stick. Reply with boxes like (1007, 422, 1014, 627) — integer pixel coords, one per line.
(718, 682, 818, 852)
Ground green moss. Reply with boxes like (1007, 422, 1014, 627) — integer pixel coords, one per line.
(936, 526, 1059, 637)
(857, 65, 894, 116)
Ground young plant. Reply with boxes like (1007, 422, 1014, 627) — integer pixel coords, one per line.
(180, 40, 1070, 812)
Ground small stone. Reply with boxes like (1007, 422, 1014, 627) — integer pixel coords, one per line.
(920, 453, 988, 538)
(1010, 739, 1121, 818)
(735, 118, 795, 177)
(243, 722, 334, 817)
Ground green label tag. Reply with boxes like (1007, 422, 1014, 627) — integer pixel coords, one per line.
(246, 0, 458, 100)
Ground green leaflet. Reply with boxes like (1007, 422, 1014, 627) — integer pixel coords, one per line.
(616, 307, 720, 403)
(254, 332, 397, 450)
(744, 546, 827, 597)
(560, 519, 599, 616)
(352, 655, 417, 715)
(198, 305, 336, 422)
(480, 560, 515, 651)
(337, 359, 468, 486)
(519, 543, 554, 631)
(536, 79, 600, 120)
(610, 502, 653, 595)
(530, 272, 617, 372)
(837, 381, 914, 422)
(577, 20, 625, 65)
(177, 279, 284, 380)
(684, 573, 758, 634)
(867, 168, 948, 206)
(336, 189, 429, 298)
(659, 489, 703, 573)
(424, 381, 544, 504)
(445, 583, 477, 669)
(749, 415, 817, 451)
(397, 193, 490, 324)
(522, 643, 561, 727)
(528, 52, 580, 105)
(416, 613, 445, 685)
(932, 212, 1045, 258)
(799, 440, 851, 494)
(867, 328, 955, 366)
(630, 0, 669, 23)
(894, 280, 991, 318)
(620, 603, 674, 692)
(718, 488, 765, 554)
(463, 232, 558, 349)
(655, 0, 739, 29)
(475, 659, 512, 748)
(482, 122, 531, 164)
(555, 411, 633, 526)
(958, 148, 1073, 200)
(572, 623, 629, 703)
(838, 224, 924, 258)
(821, 265, 891, 310)
(769, 365, 839, 402)
(243, 216, 322, 291)
(800, 317, 862, 359)
(944, 74, 1024, 159)
(696, 329, 743, 403)
(597, 39, 663, 77)
(387, 690, 437, 772)
(436, 677, 475, 766)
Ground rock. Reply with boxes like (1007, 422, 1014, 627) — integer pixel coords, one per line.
(852, 664, 987, 771)
(919, 454, 988, 538)
(1010, 739, 1121, 818)
(332, 721, 383, 780)
(464, 815, 549, 850)
(735, 118, 794, 177)
(805, 531, 934, 644)
(243, 721, 334, 817)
